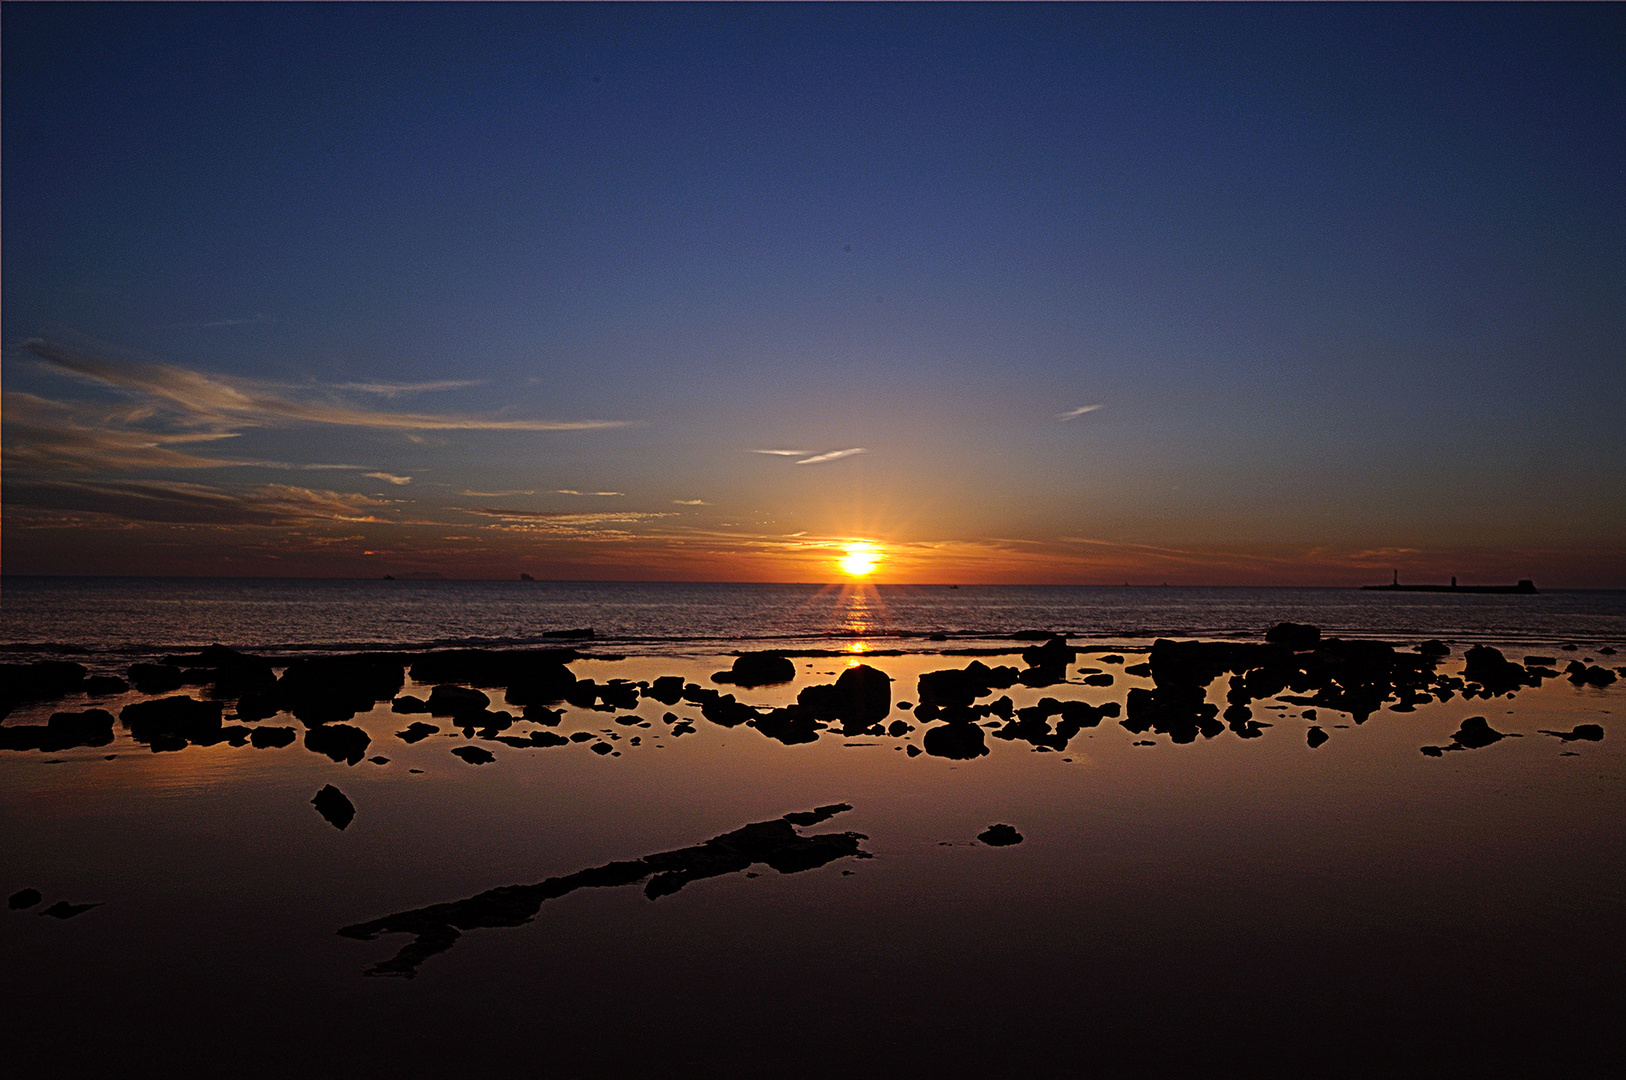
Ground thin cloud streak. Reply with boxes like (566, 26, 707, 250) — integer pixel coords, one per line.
(795, 448, 867, 465)
(7, 478, 390, 527)
(750, 449, 808, 457)
(1059, 404, 1103, 421)
(336, 379, 483, 397)
(27, 340, 630, 432)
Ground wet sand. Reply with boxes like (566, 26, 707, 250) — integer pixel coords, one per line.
(3, 635, 1623, 1076)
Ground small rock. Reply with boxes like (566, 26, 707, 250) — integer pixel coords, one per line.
(451, 746, 495, 765)
(9, 888, 42, 910)
(978, 824, 1023, 846)
(312, 785, 356, 830)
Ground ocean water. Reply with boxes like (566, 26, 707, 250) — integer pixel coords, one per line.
(3, 577, 1623, 660)
(4, 578, 1624, 1077)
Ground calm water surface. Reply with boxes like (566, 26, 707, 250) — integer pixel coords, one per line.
(4, 578, 1624, 658)
(3, 584, 1623, 1077)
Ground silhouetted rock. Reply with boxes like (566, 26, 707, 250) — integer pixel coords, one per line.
(312, 785, 356, 830)
(1307, 726, 1329, 749)
(1463, 646, 1538, 695)
(645, 676, 685, 705)
(304, 724, 370, 765)
(923, 722, 988, 759)
(338, 806, 869, 977)
(409, 649, 577, 708)
(712, 653, 796, 688)
(0, 708, 116, 752)
(906, 744, 922, 756)
(396, 722, 439, 743)
(451, 745, 495, 765)
(1417, 640, 1450, 657)
(1125, 662, 1153, 676)
(751, 705, 824, 745)
(162, 644, 277, 700)
(1266, 622, 1321, 650)
(1538, 724, 1604, 742)
(391, 695, 430, 713)
(83, 675, 129, 697)
(917, 661, 1019, 708)
(40, 901, 101, 919)
(978, 823, 1023, 846)
(1565, 661, 1617, 687)
(461, 709, 518, 738)
(1524, 655, 1557, 666)
(1022, 634, 1076, 669)
(1, 660, 88, 717)
(250, 726, 296, 749)
(427, 684, 490, 718)
(9, 888, 42, 910)
(1453, 716, 1510, 750)
(590, 742, 613, 756)
(521, 703, 563, 725)
(120, 696, 223, 750)
(235, 689, 281, 722)
(495, 730, 570, 748)
(275, 654, 406, 725)
(696, 690, 757, 728)
(597, 680, 640, 711)
(1082, 673, 1114, 686)
(127, 662, 184, 695)
(796, 665, 891, 728)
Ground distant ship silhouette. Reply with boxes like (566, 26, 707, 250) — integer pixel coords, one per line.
(1362, 570, 1537, 595)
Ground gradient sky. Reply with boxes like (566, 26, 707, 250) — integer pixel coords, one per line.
(4, 4, 1623, 584)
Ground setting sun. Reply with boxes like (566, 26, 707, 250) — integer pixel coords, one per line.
(838, 540, 880, 577)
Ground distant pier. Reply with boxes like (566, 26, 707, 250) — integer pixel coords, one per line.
(1362, 571, 1538, 595)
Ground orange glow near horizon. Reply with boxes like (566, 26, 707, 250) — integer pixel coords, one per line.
(838, 540, 881, 578)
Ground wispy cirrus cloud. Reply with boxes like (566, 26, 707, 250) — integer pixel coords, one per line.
(25, 340, 630, 433)
(672, 499, 708, 506)
(794, 448, 866, 465)
(555, 489, 624, 497)
(751, 447, 868, 465)
(6, 478, 391, 527)
(460, 507, 674, 527)
(1059, 404, 1103, 421)
(365, 473, 414, 486)
(336, 379, 483, 397)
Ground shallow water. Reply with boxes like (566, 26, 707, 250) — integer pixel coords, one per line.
(4, 639, 1623, 1077)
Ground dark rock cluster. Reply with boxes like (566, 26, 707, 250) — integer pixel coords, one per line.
(1420, 716, 1518, 756)
(338, 804, 868, 977)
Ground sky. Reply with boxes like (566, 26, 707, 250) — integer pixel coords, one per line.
(3, 4, 1623, 585)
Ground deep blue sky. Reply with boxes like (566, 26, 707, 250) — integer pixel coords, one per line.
(4, 4, 1623, 583)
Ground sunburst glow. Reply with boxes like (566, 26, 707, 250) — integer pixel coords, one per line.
(838, 540, 880, 578)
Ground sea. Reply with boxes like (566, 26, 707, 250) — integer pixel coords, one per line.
(3, 577, 1623, 661)
(4, 577, 1624, 1077)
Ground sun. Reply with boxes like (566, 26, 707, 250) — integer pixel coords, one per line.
(838, 540, 880, 578)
